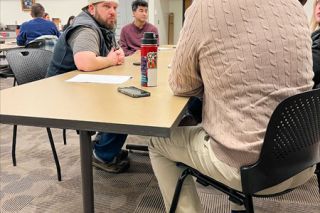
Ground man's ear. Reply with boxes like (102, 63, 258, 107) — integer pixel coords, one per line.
(87, 4, 95, 15)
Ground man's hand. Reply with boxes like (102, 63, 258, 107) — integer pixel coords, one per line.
(107, 48, 121, 66)
(115, 48, 125, 65)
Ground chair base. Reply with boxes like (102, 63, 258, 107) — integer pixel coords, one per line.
(169, 163, 253, 213)
(126, 144, 148, 152)
(11, 125, 62, 181)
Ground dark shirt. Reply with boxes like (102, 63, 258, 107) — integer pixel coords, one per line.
(120, 22, 158, 56)
(16, 18, 60, 46)
(312, 28, 320, 87)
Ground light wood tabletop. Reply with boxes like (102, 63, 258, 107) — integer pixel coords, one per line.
(0, 47, 189, 213)
(0, 47, 188, 136)
(0, 41, 21, 51)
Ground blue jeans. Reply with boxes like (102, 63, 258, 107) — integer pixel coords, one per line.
(93, 132, 127, 163)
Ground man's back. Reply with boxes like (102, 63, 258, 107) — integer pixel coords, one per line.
(169, 0, 314, 168)
(17, 18, 60, 46)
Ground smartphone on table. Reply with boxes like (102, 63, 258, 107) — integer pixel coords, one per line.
(118, 86, 150, 98)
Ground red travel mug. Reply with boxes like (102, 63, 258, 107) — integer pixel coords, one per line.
(141, 32, 158, 87)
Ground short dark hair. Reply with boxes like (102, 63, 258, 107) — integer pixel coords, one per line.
(31, 3, 45, 18)
(132, 0, 148, 12)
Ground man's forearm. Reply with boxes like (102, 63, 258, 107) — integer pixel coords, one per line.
(74, 51, 113, 71)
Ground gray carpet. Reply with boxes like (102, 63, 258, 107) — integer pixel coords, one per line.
(1, 78, 319, 213)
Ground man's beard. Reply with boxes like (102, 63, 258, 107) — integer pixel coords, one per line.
(94, 13, 116, 30)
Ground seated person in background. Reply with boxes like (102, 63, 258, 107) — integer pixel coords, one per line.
(63, 15, 75, 31)
(311, 0, 320, 87)
(47, 0, 129, 174)
(148, 0, 315, 212)
(16, 3, 60, 46)
(43, 12, 50, 21)
(120, 0, 158, 56)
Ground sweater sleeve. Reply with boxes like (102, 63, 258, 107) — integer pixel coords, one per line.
(169, 0, 203, 97)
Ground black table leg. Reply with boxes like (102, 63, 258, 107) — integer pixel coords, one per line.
(80, 131, 94, 213)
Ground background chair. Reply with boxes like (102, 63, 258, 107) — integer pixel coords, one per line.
(25, 35, 58, 52)
(6, 48, 62, 181)
(0, 51, 16, 86)
(170, 89, 320, 213)
(25, 36, 67, 144)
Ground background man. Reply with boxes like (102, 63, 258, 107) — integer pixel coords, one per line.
(17, 3, 60, 46)
(119, 0, 158, 56)
(47, 0, 129, 173)
(43, 12, 50, 21)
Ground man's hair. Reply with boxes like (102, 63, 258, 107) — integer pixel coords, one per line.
(31, 3, 45, 18)
(132, 0, 148, 12)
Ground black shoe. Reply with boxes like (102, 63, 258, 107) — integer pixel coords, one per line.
(231, 210, 246, 213)
(117, 149, 129, 160)
(179, 112, 199, 126)
(92, 150, 130, 173)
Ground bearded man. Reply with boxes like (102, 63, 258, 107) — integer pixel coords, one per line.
(47, 0, 130, 174)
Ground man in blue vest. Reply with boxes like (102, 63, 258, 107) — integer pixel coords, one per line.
(47, 0, 129, 173)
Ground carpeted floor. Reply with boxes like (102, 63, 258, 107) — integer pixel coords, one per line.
(1, 78, 319, 213)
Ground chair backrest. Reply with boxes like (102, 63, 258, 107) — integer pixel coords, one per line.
(6, 48, 53, 85)
(241, 89, 320, 194)
(25, 35, 58, 52)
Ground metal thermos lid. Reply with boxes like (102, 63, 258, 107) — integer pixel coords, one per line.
(141, 32, 157, 45)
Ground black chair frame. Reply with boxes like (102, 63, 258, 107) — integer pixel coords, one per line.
(6, 48, 64, 181)
(170, 89, 320, 213)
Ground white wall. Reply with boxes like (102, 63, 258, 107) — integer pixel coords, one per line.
(0, 0, 174, 44)
(0, 0, 86, 26)
(148, 0, 169, 45)
(169, 0, 182, 44)
(304, 0, 313, 21)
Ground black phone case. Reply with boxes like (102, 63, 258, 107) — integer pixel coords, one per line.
(118, 86, 150, 98)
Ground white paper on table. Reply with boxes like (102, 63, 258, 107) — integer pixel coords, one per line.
(66, 74, 132, 84)
(158, 47, 173, 51)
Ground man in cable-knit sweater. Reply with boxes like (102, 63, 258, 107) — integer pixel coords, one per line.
(149, 0, 315, 212)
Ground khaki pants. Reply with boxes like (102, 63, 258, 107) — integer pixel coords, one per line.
(149, 126, 315, 213)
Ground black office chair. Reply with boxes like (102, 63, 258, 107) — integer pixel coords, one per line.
(25, 35, 58, 52)
(6, 48, 63, 181)
(170, 89, 320, 213)
(0, 51, 16, 86)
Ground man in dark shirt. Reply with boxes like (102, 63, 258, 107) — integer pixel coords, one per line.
(16, 3, 60, 46)
(119, 0, 158, 56)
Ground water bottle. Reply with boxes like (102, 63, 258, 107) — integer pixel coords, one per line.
(141, 32, 158, 87)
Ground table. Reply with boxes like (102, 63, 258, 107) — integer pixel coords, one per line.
(0, 41, 22, 85)
(0, 41, 21, 51)
(0, 48, 189, 213)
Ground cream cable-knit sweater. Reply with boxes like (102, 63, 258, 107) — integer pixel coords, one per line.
(169, 0, 314, 168)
